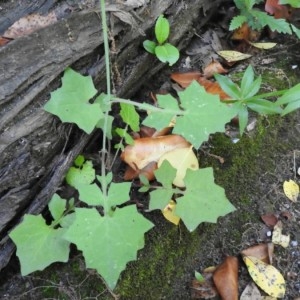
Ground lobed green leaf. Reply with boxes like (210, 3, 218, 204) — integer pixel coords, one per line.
(44, 68, 103, 134)
(10, 215, 70, 276)
(63, 206, 153, 290)
(176, 168, 236, 232)
(229, 15, 247, 31)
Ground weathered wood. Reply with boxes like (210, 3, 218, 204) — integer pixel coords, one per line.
(0, 0, 220, 271)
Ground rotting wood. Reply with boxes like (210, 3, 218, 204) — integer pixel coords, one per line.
(0, 0, 220, 271)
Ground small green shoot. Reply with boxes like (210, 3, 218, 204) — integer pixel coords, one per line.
(143, 15, 179, 66)
(195, 271, 205, 283)
(215, 65, 283, 135)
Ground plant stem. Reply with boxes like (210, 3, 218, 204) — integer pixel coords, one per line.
(112, 97, 184, 115)
(99, 0, 111, 213)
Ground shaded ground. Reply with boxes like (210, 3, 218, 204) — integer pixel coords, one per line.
(1, 3, 300, 300)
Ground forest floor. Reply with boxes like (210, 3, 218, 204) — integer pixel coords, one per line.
(1, 2, 300, 300)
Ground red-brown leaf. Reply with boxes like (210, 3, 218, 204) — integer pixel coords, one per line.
(265, 0, 291, 20)
(171, 71, 202, 88)
(203, 59, 228, 79)
(197, 77, 231, 100)
(261, 213, 278, 228)
(241, 243, 273, 264)
(124, 161, 157, 181)
(212, 256, 239, 300)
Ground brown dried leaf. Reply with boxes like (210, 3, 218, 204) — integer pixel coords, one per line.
(265, 0, 292, 20)
(240, 281, 262, 300)
(171, 71, 202, 88)
(241, 243, 272, 264)
(197, 77, 231, 100)
(121, 135, 190, 171)
(212, 256, 238, 300)
(171, 71, 230, 100)
(3, 12, 57, 39)
(203, 59, 228, 79)
(123, 161, 157, 181)
(0, 36, 11, 46)
(261, 213, 278, 228)
(191, 271, 218, 299)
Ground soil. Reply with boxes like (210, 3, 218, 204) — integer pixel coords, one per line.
(1, 2, 300, 300)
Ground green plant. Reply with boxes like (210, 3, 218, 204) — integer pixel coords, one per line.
(143, 15, 180, 66)
(9, 0, 300, 293)
(230, 0, 300, 38)
(215, 65, 300, 135)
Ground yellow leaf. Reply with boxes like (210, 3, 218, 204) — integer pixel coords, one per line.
(158, 146, 199, 187)
(272, 221, 290, 248)
(217, 50, 252, 62)
(283, 179, 299, 202)
(243, 255, 286, 298)
(248, 42, 277, 49)
(162, 200, 180, 225)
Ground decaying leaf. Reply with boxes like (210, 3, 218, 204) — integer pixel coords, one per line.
(261, 213, 278, 228)
(243, 255, 286, 298)
(212, 256, 239, 300)
(240, 281, 262, 300)
(157, 146, 199, 187)
(3, 12, 57, 39)
(191, 268, 218, 299)
(241, 243, 273, 264)
(121, 135, 190, 171)
(171, 72, 231, 100)
(171, 72, 202, 88)
(123, 161, 157, 181)
(283, 179, 299, 202)
(217, 50, 252, 62)
(231, 22, 261, 42)
(203, 59, 228, 79)
(162, 200, 180, 225)
(248, 42, 277, 49)
(265, 0, 292, 20)
(0, 37, 11, 46)
(272, 221, 290, 248)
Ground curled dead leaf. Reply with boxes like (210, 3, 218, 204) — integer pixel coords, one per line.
(241, 243, 273, 264)
(261, 213, 278, 228)
(121, 134, 190, 171)
(272, 221, 290, 248)
(162, 200, 180, 225)
(171, 71, 202, 88)
(124, 161, 157, 181)
(212, 256, 239, 300)
(203, 59, 228, 79)
(191, 269, 218, 299)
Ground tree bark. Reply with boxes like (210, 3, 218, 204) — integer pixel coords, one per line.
(0, 0, 221, 270)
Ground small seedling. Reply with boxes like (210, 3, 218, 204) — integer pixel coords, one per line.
(143, 15, 180, 66)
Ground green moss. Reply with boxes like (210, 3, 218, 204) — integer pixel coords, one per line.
(117, 219, 203, 299)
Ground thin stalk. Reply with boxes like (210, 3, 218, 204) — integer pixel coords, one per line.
(99, 0, 111, 213)
(112, 97, 184, 115)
